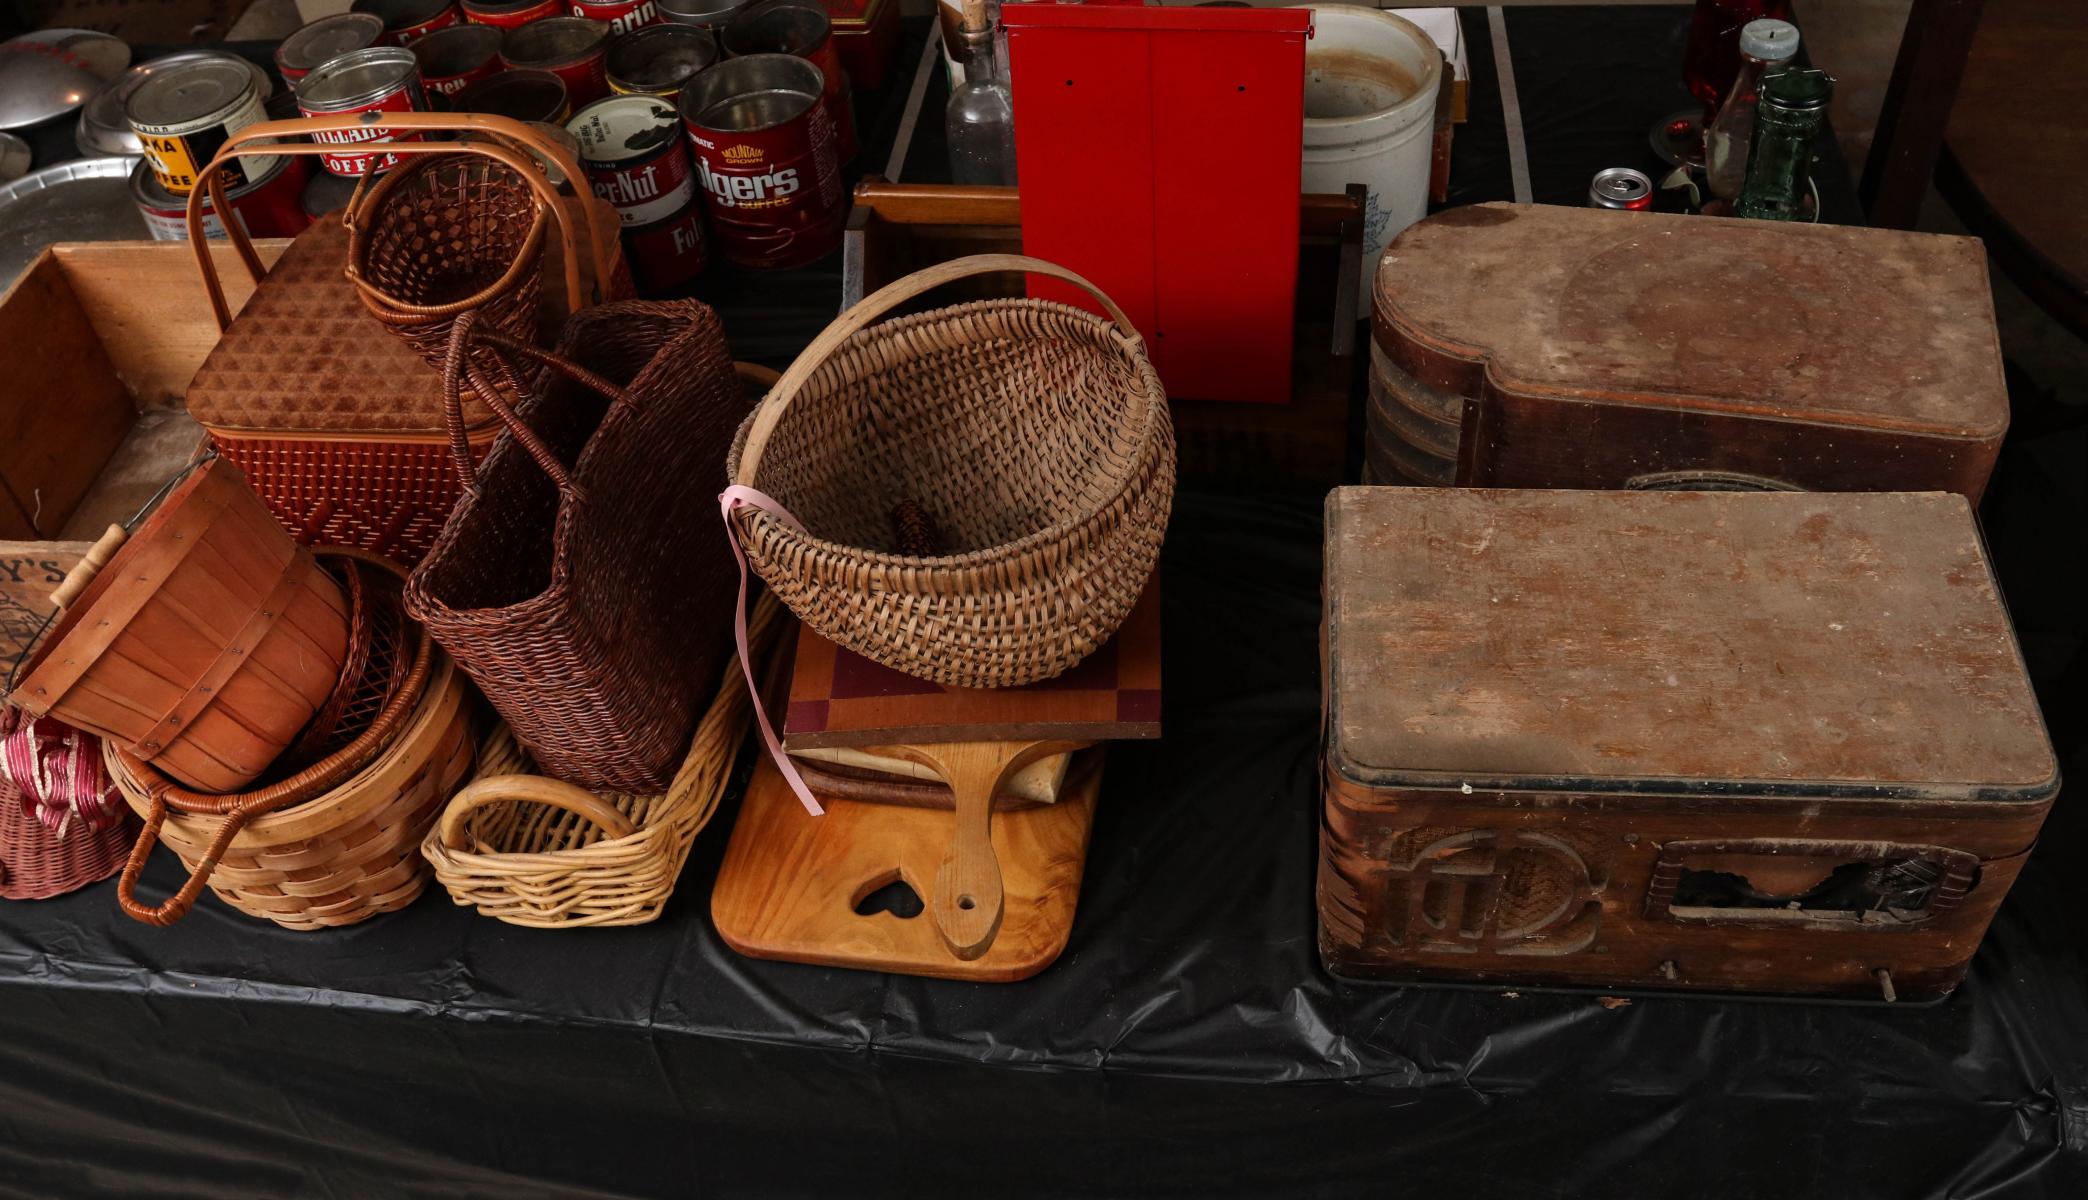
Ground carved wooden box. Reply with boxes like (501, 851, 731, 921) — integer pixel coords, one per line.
(1320, 487, 2059, 1002)
(1368, 203, 2010, 499)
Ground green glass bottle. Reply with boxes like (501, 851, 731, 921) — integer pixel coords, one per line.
(1734, 67, 1833, 221)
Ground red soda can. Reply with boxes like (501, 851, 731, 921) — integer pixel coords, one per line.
(502, 17, 612, 107)
(352, 0, 465, 44)
(462, 0, 564, 29)
(678, 53, 843, 269)
(276, 13, 387, 81)
(295, 47, 432, 177)
(413, 24, 505, 103)
(721, 0, 854, 163)
(571, 0, 663, 37)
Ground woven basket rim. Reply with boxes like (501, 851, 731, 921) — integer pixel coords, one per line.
(347, 154, 552, 319)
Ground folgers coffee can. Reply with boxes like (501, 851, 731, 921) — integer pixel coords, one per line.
(678, 53, 843, 269)
(131, 154, 313, 242)
(502, 17, 613, 107)
(463, 0, 564, 30)
(721, 0, 854, 163)
(570, 94, 697, 227)
(413, 24, 505, 103)
(606, 23, 717, 98)
(572, 0, 662, 37)
(276, 13, 387, 81)
(353, 0, 466, 44)
(126, 58, 276, 196)
(454, 68, 571, 123)
(296, 47, 432, 177)
(623, 199, 708, 292)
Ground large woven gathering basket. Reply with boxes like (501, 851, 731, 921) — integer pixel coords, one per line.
(724, 254, 1176, 689)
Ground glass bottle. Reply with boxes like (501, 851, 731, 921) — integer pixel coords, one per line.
(946, 0, 1017, 185)
(1683, 0, 1794, 114)
(1704, 19, 1799, 201)
(1735, 68, 1833, 221)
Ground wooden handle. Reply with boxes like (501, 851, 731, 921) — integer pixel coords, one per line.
(438, 775, 639, 852)
(733, 254, 1143, 487)
(49, 524, 126, 610)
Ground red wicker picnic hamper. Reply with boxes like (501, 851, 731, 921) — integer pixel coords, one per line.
(180, 114, 629, 567)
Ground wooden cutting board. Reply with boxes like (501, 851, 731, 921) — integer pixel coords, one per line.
(711, 750, 1103, 983)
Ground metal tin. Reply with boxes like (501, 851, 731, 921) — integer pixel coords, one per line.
(277, 14, 388, 81)
(606, 24, 717, 97)
(570, 94, 697, 227)
(0, 133, 27, 184)
(0, 158, 145, 290)
(126, 59, 275, 197)
(463, 0, 565, 29)
(660, 0, 753, 44)
(302, 167, 360, 218)
(454, 69, 571, 124)
(77, 52, 272, 158)
(825, 0, 898, 91)
(130, 154, 312, 242)
(1588, 166, 1654, 211)
(721, 0, 854, 162)
(296, 47, 431, 177)
(354, 0, 467, 44)
(678, 53, 842, 268)
(573, 0, 664, 37)
(623, 194, 708, 291)
(413, 24, 506, 103)
(502, 18, 613, 108)
(0, 31, 130, 131)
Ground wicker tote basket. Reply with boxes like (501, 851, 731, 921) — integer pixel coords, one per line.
(723, 253, 1175, 690)
(420, 593, 780, 928)
(0, 710, 137, 901)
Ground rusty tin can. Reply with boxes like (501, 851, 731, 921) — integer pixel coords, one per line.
(131, 154, 313, 242)
(502, 17, 612, 107)
(606, 22, 717, 97)
(1588, 166, 1654, 211)
(353, 0, 466, 44)
(126, 58, 276, 196)
(454, 68, 572, 123)
(413, 23, 505, 103)
(721, 0, 854, 162)
(462, 0, 564, 29)
(277, 13, 388, 81)
(678, 52, 842, 268)
(296, 46, 432, 177)
(572, 0, 663, 37)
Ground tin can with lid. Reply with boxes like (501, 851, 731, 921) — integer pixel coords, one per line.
(573, 0, 663, 37)
(131, 153, 313, 242)
(570, 93, 697, 227)
(502, 18, 612, 107)
(1588, 166, 1654, 211)
(277, 14, 388, 81)
(721, 0, 853, 163)
(296, 46, 432, 177)
(464, 0, 564, 29)
(678, 53, 842, 269)
(413, 24, 505, 102)
(353, 0, 466, 44)
(454, 68, 571, 123)
(606, 23, 716, 97)
(126, 58, 275, 196)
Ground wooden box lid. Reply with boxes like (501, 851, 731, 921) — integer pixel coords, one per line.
(1371, 203, 2008, 440)
(1324, 487, 2056, 802)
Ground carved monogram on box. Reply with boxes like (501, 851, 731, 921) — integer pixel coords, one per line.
(1379, 829, 1606, 956)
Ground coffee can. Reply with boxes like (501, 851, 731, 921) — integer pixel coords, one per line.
(353, 0, 466, 45)
(572, 0, 663, 37)
(276, 14, 387, 81)
(1589, 166, 1654, 211)
(502, 17, 612, 107)
(453, 68, 571, 123)
(721, 0, 854, 163)
(659, 0, 753, 48)
(678, 53, 843, 269)
(606, 23, 717, 98)
(413, 24, 505, 103)
(623, 196, 708, 292)
(463, 0, 565, 29)
(126, 58, 276, 196)
(570, 94, 697, 227)
(302, 167, 360, 219)
(131, 154, 313, 241)
(296, 46, 431, 177)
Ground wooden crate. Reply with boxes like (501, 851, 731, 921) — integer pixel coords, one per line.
(0, 241, 290, 542)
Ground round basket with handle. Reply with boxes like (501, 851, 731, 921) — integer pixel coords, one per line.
(722, 253, 1176, 691)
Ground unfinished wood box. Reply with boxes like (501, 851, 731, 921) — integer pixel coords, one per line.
(1369, 203, 2010, 497)
(1320, 487, 2059, 1002)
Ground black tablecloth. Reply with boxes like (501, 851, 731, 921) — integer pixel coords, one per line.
(3, 8, 2084, 1198)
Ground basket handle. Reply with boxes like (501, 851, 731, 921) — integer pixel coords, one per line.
(436, 775, 640, 852)
(186, 114, 615, 331)
(733, 254, 1143, 486)
(116, 791, 260, 926)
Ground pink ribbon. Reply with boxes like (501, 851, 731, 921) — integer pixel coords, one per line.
(719, 485, 824, 817)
